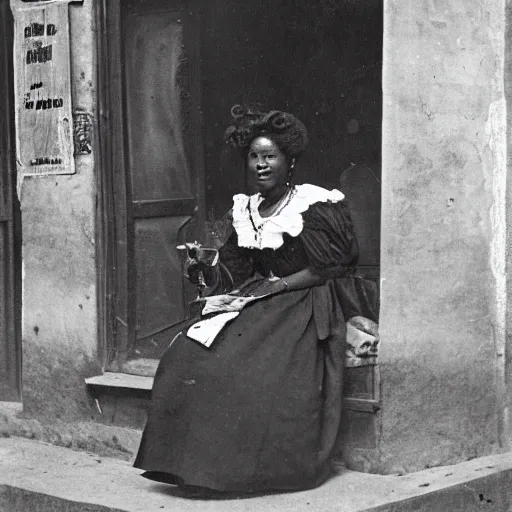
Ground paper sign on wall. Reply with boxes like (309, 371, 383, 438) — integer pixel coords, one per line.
(12, 0, 79, 176)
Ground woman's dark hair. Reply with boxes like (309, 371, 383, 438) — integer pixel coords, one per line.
(224, 105, 308, 160)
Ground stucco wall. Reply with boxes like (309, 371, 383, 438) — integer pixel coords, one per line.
(378, 0, 507, 473)
(5, 0, 103, 435)
(0, 1, 145, 461)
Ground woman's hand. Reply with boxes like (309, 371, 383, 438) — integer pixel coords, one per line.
(274, 268, 325, 291)
(234, 276, 288, 297)
(185, 260, 208, 285)
(227, 268, 325, 298)
(180, 242, 220, 287)
(257, 276, 288, 296)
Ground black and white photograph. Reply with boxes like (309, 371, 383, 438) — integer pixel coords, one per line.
(1, 0, 511, 511)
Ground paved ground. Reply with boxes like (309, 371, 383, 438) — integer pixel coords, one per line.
(1, 437, 512, 511)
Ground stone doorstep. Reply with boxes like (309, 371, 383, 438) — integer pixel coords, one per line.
(85, 372, 153, 391)
(1, 438, 512, 512)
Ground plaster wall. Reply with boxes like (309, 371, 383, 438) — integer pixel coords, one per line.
(1, 1, 145, 460)
(378, 0, 507, 473)
(7, 0, 102, 430)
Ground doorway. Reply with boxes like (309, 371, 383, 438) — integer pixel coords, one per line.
(98, 0, 382, 375)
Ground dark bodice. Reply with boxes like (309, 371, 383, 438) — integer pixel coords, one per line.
(252, 234, 311, 277)
(219, 200, 359, 286)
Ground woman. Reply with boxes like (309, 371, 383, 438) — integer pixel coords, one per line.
(134, 106, 377, 494)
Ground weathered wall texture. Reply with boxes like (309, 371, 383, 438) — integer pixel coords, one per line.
(504, 0, 512, 461)
(378, 0, 507, 473)
(0, 0, 132, 455)
(19, 0, 98, 414)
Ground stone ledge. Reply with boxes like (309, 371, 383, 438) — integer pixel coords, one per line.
(1, 437, 512, 512)
(85, 372, 153, 391)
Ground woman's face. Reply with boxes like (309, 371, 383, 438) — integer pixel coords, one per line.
(247, 136, 289, 196)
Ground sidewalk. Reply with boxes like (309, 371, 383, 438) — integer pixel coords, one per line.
(1, 437, 511, 512)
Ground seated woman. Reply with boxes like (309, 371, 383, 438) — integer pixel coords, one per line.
(133, 105, 377, 494)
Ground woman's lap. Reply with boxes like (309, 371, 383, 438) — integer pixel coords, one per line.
(134, 287, 345, 491)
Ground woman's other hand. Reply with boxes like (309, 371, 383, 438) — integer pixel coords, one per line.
(185, 259, 222, 290)
(238, 276, 288, 297)
(185, 259, 208, 285)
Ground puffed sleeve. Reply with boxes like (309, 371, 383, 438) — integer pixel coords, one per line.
(301, 200, 379, 321)
(300, 200, 359, 280)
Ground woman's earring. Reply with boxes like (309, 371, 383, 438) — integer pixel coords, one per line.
(287, 159, 295, 186)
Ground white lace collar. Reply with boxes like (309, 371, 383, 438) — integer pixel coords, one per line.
(232, 184, 345, 250)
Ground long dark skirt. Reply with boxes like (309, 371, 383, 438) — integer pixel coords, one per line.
(134, 282, 346, 492)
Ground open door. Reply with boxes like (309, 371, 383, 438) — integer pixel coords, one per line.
(0, 0, 22, 401)
(100, 0, 204, 375)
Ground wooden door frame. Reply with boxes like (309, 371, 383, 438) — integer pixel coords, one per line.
(94, 0, 205, 371)
(0, 0, 22, 401)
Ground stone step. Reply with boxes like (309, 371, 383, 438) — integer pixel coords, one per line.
(1, 437, 512, 511)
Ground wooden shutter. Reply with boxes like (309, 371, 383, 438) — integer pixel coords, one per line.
(100, 0, 204, 372)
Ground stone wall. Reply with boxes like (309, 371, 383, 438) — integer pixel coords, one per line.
(19, 0, 98, 420)
(377, 0, 507, 473)
(0, 0, 141, 459)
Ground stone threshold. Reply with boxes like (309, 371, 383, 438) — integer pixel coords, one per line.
(1, 437, 512, 512)
(85, 372, 153, 391)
